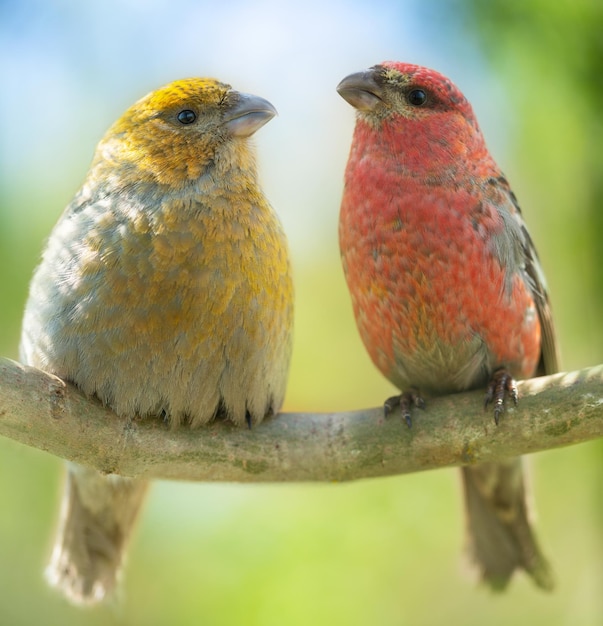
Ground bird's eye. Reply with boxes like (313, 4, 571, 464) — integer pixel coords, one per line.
(408, 89, 427, 106)
(177, 110, 197, 124)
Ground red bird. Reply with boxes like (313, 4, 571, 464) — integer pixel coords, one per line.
(337, 62, 557, 590)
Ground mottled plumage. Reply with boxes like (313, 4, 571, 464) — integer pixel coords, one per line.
(21, 78, 293, 603)
(338, 62, 556, 590)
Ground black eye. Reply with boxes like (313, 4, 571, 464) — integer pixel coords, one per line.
(177, 109, 197, 124)
(408, 89, 427, 106)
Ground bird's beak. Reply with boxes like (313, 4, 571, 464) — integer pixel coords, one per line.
(336, 69, 383, 112)
(223, 92, 277, 137)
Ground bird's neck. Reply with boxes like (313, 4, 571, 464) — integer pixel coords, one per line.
(350, 114, 493, 183)
(88, 138, 261, 203)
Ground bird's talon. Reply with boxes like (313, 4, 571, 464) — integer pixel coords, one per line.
(485, 368, 518, 424)
(384, 394, 401, 416)
(510, 385, 518, 406)
(383, 389, 424, 428)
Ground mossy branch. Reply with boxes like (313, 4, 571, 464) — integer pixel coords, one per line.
(0, 356, 601, 482)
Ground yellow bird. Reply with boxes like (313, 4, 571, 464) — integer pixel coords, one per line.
(20, 78, 294, 604)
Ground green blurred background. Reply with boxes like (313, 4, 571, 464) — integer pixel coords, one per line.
(1, 0, 602, 624)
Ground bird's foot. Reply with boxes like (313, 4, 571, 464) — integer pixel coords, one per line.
(484, 368, 518, 425)
(384, 388, 425, 428)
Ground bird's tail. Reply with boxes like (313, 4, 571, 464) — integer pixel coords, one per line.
(46, 464, 149, 604)
(461, 459, 554, 591)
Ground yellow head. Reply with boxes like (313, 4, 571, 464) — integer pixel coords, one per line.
(93, 78, 277, 187)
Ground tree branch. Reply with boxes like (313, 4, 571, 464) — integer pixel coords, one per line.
(0, 356, 602, 482)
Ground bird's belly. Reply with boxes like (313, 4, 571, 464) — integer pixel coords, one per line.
(346, 243, 540, 395)
(22, 227, 292, 426)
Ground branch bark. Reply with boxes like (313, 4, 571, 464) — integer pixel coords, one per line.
(0, 356, 602, 483)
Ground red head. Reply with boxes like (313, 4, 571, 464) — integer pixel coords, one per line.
(337, 62, 490, 176)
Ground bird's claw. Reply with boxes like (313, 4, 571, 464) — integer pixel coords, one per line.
(484, 368, 518, 425)
(384, 388, 424, 428)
